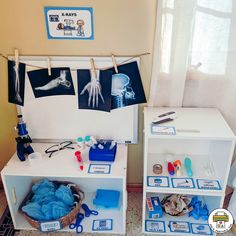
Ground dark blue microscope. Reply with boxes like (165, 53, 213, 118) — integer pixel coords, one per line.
(15, 114, 34, 161)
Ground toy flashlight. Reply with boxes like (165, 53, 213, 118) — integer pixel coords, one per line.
(184, 157, 193, 177)
(173, 160, 182, 176)
(15, 113, 34, 161)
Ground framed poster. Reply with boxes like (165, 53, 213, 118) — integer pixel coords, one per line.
(44, 7, 94, 40)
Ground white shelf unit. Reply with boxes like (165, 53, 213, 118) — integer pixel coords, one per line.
(142, 107, 235, 235)
(1, 143, 128, 235)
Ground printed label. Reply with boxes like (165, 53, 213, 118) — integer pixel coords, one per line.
(145, 220, 166, 233)
(92, 219, 113, 231)
(40, 221, 61, 232)
(172, 178, 195, 189)
(88, 164, 111, 174)
(169, 221, 190, 233)
(197, 179, 221, 190)
(147, 176, 169, 187)
(151, 125, 176, 135)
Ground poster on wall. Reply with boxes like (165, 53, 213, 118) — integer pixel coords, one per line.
(44, 7, 94, 40)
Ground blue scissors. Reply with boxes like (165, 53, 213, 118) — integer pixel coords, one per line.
(81, 204, 99, 217)
(69, 213, 84, 233)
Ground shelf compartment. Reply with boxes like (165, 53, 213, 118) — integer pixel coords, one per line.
(3, 175, 126, 235)
(143, 192, 220, 235)
(145, 152, 227, 196)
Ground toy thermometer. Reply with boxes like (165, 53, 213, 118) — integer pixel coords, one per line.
(184, 157, 193, 177)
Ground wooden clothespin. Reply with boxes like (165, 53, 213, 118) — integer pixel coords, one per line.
(112, 54, 118, 74)
(14, 49, 19, 69)
(47, 57, 51, 76)
(90, 58, 97, 78)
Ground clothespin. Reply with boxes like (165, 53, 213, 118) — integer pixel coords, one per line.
(47, 57, 51, 76)
(14, 49, 19, 70)
(90, 58, 97, 78)
(112, 54, 118, 74)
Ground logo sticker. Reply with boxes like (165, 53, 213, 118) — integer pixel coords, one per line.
(208, 208, 233, 233)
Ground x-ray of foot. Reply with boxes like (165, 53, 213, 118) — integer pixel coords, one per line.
(35, 70, 71, 91)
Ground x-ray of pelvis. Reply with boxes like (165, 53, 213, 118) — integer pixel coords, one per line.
(35, 70, 71, 91)
(80, 70, 104, 108)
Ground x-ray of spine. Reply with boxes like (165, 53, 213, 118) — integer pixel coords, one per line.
(111, 73, 135, 108)
(35, 70, 71, 91)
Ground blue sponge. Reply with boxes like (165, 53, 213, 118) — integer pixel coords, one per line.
(93, 189, 120, 208)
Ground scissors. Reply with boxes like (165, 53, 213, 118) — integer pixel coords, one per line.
(69, 213, 84, 233)
(81, 204, 99, 217)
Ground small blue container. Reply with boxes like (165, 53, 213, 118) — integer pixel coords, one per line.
(89, 141, 117, 162)
(93, 189, 120, 208)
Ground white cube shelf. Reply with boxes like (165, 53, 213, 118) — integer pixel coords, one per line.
(142, 107, 235, 235)
(1, 143, 128, 235)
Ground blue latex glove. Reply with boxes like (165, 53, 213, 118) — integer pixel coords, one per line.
(32, 179, 55, 195)
(55, 185, 74, 206)
(22, 202, 45, 221)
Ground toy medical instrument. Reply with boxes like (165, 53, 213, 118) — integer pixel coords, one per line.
(184, 157, 193, 177)
(80, 59, 105, 108)
(173, 160, 182, 176)
(111, 73, 135, 108)
(81, 204, 98, 217)
(158, 111, 175, 118)
(35, 70, 71, 91)
(74, 151, 83, 170)
(69, 212, 84, 233)
(15, 112, 34, 161)
(45, 141, 74, 158)
(167, 160, 175, 175)
(153, 164, 163, 175)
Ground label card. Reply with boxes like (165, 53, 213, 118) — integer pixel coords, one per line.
(147, 176, 170, 188)
(151, 125, 176, 135)
(171, 178, 195, 189)
(191, 223, 213, 235)
(39, 221, 61, 232)
(92, 219, 113, 231)
(169, 221, 190, 233)
(88, 164, 111, 174)
(145, 220, 166, 233)
(197, 179, 221, 190)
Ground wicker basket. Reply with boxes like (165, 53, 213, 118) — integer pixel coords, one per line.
(19, 180, 84, 231)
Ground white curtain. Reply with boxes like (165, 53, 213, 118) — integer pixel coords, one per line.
(149, 0, 236, 129)
(149, 0, 236, 182)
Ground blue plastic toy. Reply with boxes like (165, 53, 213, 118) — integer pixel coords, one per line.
(89, 140, 117, 162)
(15, 114, 34, 161)
(69, 213, 84, 233)
(188, 196, 209, 221)
(81, 204, 98, 217)
(184, 157, 193, 177)
(93, 189, 120, 208)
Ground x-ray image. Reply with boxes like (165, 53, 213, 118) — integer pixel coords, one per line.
(8, 60, 26, 106)
(111, 61, 146, 109)
(28, 67, 75, 98)
(77, 69, 113, 112)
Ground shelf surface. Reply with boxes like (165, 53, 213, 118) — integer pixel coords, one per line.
(1, 143, 127, 178)
(145, 154, 224, 196)
(14, 192, 125, 234)
(144, 107, 235, 140)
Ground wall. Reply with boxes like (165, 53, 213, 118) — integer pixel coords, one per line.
(0, 0, 156, 184)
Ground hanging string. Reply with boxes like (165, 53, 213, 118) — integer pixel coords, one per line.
(0, 52, 150, 71)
